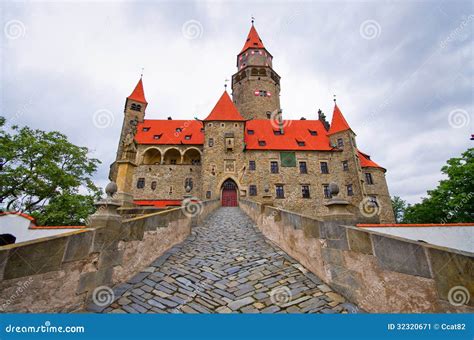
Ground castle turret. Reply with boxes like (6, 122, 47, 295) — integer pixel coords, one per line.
(231, 23, 281, 120)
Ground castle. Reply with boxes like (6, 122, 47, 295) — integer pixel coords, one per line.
(110, 23, 395, 223)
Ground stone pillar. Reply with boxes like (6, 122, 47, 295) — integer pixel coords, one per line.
(115, 159, 136, 207)
(321, 183, 355, 224)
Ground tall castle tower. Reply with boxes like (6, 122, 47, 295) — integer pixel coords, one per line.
(231, 23, 281, 120)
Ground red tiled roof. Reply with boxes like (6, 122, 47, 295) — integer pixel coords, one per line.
(245, 120, 333, 151)
(134, 200, 182, 207)
(328, 104, 351, 135)
(357, 150, 384, 170)
(204, 92, 245, 121)
(241, 25, 265, 53)
(0, 212, 36, 223)
(128, 78, 147, 104)
(135, 120, 204, 145)
(357, 223, 474, 228)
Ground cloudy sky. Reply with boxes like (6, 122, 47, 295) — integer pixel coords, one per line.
(1, 0, 472, 203)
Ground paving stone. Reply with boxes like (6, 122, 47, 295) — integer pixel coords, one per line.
(228, 297, 255, 311)
(103, 208, 357, 314)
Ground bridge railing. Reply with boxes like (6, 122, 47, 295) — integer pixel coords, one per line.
(0, 198, 220, 313)
(239, 199, 473, 313)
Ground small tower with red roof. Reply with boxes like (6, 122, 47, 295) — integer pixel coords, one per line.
(231, 21, 281, 120)
(110, 77, 148, 182)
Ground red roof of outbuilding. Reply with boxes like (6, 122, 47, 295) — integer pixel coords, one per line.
(134, 200, 182, 207)
(328, 104, 351, 135)
(135, 120, 204, 145)
(357, 150, 384, 170)
(204, 91, 245, 121)
(245, 120, 332, 151)
(241, 25, 265, 53)
(128, 78, 147, 104)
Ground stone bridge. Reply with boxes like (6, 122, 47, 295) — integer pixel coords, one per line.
(0, 197, 472, 313)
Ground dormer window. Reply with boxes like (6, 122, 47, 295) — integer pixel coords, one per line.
(142, 127, 150, 132)
(309, 130, 318, 136)
(258, 140, 266, 146)
(273, 130, 282, 136)
(184, 135, 192, 140)
(247, 130, 255, 135)
(297, 140, 306, 147)
(176, 128, 182, 133)
(153, 134, 162, 140)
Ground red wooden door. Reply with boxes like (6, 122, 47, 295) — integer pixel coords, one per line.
(221, 179, 238, 207)
(222, 189, 237, 206)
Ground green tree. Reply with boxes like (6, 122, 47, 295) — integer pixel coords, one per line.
(391, 196, 407, 223)
(0, 117, 101, 225)
(403, 148, 474, 223)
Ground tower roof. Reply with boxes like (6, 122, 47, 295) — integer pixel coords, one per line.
(204, 91, 245, 121)
(328, 103, 352, 135)
(127, 78, 147, 104)
(241, 24, 265, 53)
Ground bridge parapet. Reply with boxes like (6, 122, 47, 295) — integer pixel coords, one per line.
(0, 198, 219, 313)
(239, 199, 474, 313)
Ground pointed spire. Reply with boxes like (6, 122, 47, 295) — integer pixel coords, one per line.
(241, 23, 265, 53)
(204, 91, 245, 121)
(328, 102, 352, 135)
(127, 77, 147, 104)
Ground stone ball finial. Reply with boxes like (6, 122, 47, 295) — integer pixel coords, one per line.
(105, 181, 118, 198)
(329, 182, 339, 197)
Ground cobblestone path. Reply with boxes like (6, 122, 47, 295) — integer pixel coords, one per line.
(102, 207, 356, 314)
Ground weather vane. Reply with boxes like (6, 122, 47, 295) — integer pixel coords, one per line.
(140, 67, 144, 78)
(251, 16, 255, 25)
(224, 78, 229, 90)
(333, 94, 337, 103)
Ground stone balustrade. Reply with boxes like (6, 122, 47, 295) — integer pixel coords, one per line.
(239, 199, 473, 313)
(0, 199, 220, 313)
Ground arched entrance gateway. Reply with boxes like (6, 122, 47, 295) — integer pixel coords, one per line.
(221, 179, 238, 207)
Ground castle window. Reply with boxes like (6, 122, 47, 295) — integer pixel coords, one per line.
(299, 161, 307, 174)
(270, 161, 279, 174)
(208, 138, 214, 147)
(234, 123, 238, 127)
(320, 162, 329, 174)
(247, 130, 255, 135)
(176, 128, 182, 133)
(275, 185, 285, 199)
(302, 185, 311, 198)
(258, 140, 266, 146)
(185, 135, 192, 140)
(142, 127, 150, 132)
(153, 134, 162, 140)
(206, 191, 211, 199)
(208, 123, 213, 127)
(274, 130, 282, 136)
(185, 178, 193, 190)
(169, 186, 173, 194)
(151, 181, 157, 190)
(131, 103, 141, 111)
(323, 184, 331, 198)
(191, 159, 201, 165)
(297, 140, 305, 147)
(309, 130, 317, 136)
(347, 184, 354, 196)
(342, 160, 349, 171)
(221, 123, 225, 127)
(249, 160, 256, 171)
(337, 138, 344, 148)
(137, 178, 145, 189)
(266, 111, 272, 119)
(249, 185, 257, 196)
(365, 173, 374, 185)
(254, 90, 271, 97)
(170, 159, 177, 165)
(369, 196, 379, 207)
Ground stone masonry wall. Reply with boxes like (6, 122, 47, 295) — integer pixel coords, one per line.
(0, 200, 220, 313)
(239, 199, 473, 313)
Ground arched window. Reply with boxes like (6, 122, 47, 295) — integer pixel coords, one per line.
(185, 178, 193, 190)
(131, 103, 142, 111)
